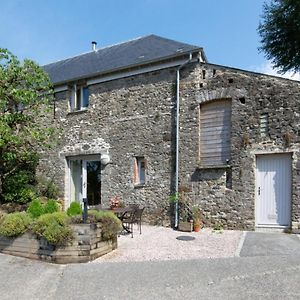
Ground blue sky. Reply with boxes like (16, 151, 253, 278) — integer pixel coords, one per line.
(0, 0, 298, 79)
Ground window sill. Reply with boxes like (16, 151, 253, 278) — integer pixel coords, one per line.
(133, 183, 146, 189)
(67, 108, 88, 115)
(197, 164, 231, 170)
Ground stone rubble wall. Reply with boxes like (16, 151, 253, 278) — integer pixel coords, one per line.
(39, 62, 300, 230)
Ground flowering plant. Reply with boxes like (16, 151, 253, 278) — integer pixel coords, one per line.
(110, 196, 122, 209)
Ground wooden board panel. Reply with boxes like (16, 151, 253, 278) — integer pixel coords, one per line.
(200, 100, 231, 165)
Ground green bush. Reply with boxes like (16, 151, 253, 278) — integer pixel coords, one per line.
(67, 202, 82, 216)
(0, 212, 32, 237)
(44, 199, 59, 214)
(87, 210, 122, 240)
(35, 176, 59, 199)
(27, 199, 44, 218)
(32, 212, 73, 245)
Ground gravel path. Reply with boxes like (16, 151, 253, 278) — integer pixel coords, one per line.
(93, 225, 243, 263)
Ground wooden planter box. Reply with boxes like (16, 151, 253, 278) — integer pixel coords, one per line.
(0, 223, 117, 264)
(178, 221, 193, 232)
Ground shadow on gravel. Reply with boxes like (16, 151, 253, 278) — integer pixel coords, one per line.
(240, 232, 300, 257)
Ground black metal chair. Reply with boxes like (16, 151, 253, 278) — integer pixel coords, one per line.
(121, 209, 137, 238)
(134, 207, 145, 235)
(121, 206, 145, 238)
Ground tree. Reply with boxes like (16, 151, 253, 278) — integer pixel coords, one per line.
(0, 49, 56, 203)
(258, 0, 300, 74)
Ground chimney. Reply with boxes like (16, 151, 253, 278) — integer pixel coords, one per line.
(91, 41, 97, 51)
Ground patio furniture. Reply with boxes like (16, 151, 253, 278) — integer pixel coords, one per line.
(134, 207, 145, 235)
(113, 207, 135, 236)
(121, 207, 145, 237)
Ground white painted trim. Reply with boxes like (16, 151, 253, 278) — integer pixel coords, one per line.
(53, 58, 199, 90)
(54, 85, 68, 92)
(87, 58, 199, 86)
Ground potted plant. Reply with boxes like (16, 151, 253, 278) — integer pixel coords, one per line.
(192, 206, 202, 232)
(110, 196, 123, 210)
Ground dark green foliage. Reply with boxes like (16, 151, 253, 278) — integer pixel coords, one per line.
(0, 212, 32, 237)
(35, 176, 59, 199)
(32, 212, 73, 245)
(87, 210, 122, 240)
(258, 0, 300, 73)
(43, 199, 59, 214)
(27, 199, 44, 218)
(67, 202, 82, 216)
(0, 48, 57, 203)
(2, 165, 38, 204)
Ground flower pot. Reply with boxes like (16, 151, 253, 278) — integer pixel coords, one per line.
(194, 225, 201, 232)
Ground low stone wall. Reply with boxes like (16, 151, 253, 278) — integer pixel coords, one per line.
(0, 223, 117, 264)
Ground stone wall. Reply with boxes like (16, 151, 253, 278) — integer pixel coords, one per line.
(178, 63, 300, 229)
(40, 61, 300, 230)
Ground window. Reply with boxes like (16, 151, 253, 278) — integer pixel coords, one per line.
(70, 84, 89, 111)
(200, 99, 232, 166)
(260, 113, 269, 137)
(133, 157, 146, 185)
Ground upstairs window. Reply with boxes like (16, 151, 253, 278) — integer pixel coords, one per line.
(133, 157, 146, 186)
(70, 84, 89, 111)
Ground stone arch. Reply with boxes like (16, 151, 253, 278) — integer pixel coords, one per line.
(196, 87, 247, 104)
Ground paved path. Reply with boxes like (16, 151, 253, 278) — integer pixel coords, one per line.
(1, 229, 300, 299)
(1, 253, 300, 299)
(240, 231, 300, 257)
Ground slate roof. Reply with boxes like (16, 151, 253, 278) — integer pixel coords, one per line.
(43, 35, 203, 85)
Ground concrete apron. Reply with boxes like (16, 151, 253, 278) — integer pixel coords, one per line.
(239, 231, 300, 257)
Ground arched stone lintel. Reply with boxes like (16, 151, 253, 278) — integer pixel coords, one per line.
(196, 87, 247, 104)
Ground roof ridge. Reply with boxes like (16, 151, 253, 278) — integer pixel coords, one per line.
(43, 35, 153, 67)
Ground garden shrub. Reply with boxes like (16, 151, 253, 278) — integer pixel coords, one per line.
(35, 176, 59, 199)
(88, 210, 121, 240)
(67, 202, 82, 216)
(27, 199, 44, 218)
(0, 212, 32, 237)
(32, 212, 73, 245)
(43, 199, 59, 214)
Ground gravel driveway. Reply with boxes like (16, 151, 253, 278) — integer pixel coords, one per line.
(93, 225, 242, 263)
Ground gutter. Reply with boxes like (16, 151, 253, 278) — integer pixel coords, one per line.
(174, 52, 193, 228)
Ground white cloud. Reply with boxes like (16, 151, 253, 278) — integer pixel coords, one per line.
(253, 61, 300, 81)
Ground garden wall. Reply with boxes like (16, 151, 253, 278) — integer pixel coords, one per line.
(0, 223, 117, 264)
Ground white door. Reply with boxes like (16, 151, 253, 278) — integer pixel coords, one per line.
(69, 157, 101, 207)
(256, 154, 292, 227)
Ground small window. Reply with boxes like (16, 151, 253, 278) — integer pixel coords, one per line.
(70, 84, 89, 111)
(260, 113, 269, 137)
(133, 157, 146, 186)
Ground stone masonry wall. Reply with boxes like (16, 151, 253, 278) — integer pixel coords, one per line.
(178, 64, 300, 229)
(39, 61, 300, 229)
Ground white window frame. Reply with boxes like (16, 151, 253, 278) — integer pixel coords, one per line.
(134, 157, 146, 186)
(70, 84, 89, 112)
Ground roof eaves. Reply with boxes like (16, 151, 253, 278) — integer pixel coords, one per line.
(52, 48, 203, 86)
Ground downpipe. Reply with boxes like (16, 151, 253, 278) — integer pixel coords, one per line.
(174, 52, 192, 228)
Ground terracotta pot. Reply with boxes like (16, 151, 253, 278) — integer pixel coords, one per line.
(194, 225, 201, 232)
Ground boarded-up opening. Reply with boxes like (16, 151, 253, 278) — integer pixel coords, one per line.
(200, 99, 232, 166)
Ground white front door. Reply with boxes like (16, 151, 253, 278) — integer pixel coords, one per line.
(69, 156, 101, 207)
(256, 154, 292, 227)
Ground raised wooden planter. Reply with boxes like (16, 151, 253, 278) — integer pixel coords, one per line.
(178, 221, 193, 232)
(0, 223, 117, 264)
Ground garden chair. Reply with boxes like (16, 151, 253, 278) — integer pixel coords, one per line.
(134, 207, 145, 235)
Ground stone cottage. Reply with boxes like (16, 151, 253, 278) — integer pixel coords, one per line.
(42, 34, 300, 230)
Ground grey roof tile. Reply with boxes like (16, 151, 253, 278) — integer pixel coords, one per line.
(43, 35, 202, 85)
